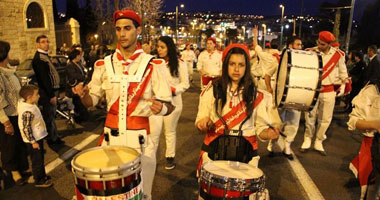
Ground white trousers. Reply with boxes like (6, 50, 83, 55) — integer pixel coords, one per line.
(304, 91, 336, 141)
(186, 61, 193, 81)
(149, 95, 183, 158)
(280, 109, 301, 143)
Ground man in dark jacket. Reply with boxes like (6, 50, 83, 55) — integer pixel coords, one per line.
(32, 35, 64, 145)
(363, 45, 380, 85)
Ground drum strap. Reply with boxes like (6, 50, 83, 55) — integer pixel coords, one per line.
(75, 175, 141, 197)
(322, 51, 341, 80)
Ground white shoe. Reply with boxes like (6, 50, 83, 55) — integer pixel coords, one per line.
(300, 137, 312, 151)
(314, 139, 327, 155)
(267, 140, 273, 152)
(284, 141, 292, 155)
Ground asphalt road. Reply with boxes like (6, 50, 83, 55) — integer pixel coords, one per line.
(0, 71, 363, 200)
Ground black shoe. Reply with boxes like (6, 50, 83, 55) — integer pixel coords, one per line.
(35, 179, 53, 188)
(282, 152, 294, 160)
(15, 178, 26, 186)
(165, 157, 176, 170)
(300, 148, 308, 153)
(47, 138, 65, 145)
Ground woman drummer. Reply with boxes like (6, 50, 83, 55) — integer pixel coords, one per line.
(195, 44, 280, 171)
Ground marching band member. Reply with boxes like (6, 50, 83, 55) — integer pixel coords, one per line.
(301, 31, 348, 155)
(181, 43, 196, 82)
(279, 36, 303, 160)
(348, 79, 380, 200)
(197, 37, 222, 89)
(72, 10, 174, 200)
(150, 36, 189, 170)
(195, 44, 280, 172)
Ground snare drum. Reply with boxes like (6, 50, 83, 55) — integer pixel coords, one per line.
(275, 48, 322, 111)
(199, 160, 265, 199)
(71, 146, 142, 200)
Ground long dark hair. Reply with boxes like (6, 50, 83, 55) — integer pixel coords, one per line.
(213, 47, 256, 117)
(158, 36, 179, 77)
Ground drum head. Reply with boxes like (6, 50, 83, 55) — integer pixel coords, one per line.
(203, 160, 263, 179)
(276, 49, 289, 107)
(73, 146, 139, 169)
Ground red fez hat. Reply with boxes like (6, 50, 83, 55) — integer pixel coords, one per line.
(319, 31, 335, 43)
(207, 37, 217, 44)
(222, 44, 250, 62)
(113, 10, 141, 26)
(331, 42, 340, 47)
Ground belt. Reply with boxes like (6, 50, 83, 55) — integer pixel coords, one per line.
(105, 116, 150, 134)
(321, 84, 335, 93)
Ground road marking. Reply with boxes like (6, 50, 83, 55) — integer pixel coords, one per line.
(45, 134, 99, 174)
(287, 152, 326, 200)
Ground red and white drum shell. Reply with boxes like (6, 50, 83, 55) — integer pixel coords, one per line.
(71, 146, 142, 200)
(199, 160, 265, 199)
(275, 48, 323, 111)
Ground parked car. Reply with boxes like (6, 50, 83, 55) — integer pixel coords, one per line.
(16, 55, 68, 90)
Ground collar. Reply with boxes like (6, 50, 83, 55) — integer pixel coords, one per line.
(0, 65, 16, 74)
(370, 55, 377, 61)
(37, 49, 48, 54)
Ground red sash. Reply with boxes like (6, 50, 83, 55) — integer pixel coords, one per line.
(204, 92, 264, 146)
(322, 51, 341, 80)
(272, 53, 280, 63)
(104, 65, 154, 132)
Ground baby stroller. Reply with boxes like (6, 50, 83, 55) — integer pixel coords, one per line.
(57, 95, 76, 129)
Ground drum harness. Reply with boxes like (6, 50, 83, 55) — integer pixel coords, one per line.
(201, 85, 258, 163)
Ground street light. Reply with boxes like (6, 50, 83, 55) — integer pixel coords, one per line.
(176, 4, 185, 43)
(279, 4, 285, 49)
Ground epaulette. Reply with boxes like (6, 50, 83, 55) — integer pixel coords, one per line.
(94, 60, 104, 67)
(200, 81, 213, 96)
(150, 58, 165, 65)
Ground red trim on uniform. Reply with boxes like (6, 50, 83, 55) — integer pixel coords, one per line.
(97, 133, 104, 146)
(350, 137, 374, 187)
(272, 53, 280, 63)
(171, 87, 176, 95)
(201, 76, 217, 87)
(322, 51, 341, 80)
(95, 60, 104, 67)
(151, 59, 164, 65)
(321, 84, 335, 93)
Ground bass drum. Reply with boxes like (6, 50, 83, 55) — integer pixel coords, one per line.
(275, 48, 322, 111)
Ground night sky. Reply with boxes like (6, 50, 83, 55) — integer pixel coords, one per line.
(56, 0, 372, 20)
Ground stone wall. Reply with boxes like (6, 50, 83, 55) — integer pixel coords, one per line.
(0, 0, 57, 63)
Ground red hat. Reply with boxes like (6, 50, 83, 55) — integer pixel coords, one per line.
(331, 42, 340, 47)
(207, 37, 217, 44)
(113, 10, 141, 26)
(319, 31, 335, 43)
(222, 44, 250, 62)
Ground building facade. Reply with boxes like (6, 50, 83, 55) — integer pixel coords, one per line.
(0, 0, 56, 62)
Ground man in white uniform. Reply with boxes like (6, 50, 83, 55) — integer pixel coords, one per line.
(181, 43, 196, 82)
(72, 10, 174, 200)
(301, 31, 348, 155)
(197, 37, 222, 89)
(279, 36, 303, 160)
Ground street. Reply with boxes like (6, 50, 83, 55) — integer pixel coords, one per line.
(0, 71, 363, 200)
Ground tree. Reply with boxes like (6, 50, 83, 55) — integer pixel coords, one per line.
(357, 0, 380, 48)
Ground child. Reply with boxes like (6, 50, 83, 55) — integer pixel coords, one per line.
(18, 85, 52, 187)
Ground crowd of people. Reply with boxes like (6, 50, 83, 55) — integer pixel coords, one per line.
(0, 8, 380, 200)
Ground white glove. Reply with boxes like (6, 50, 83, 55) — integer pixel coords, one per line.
(248, 156, 260, 168)
(336, 83, 346, 97)
(202, 152, 211, 164)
